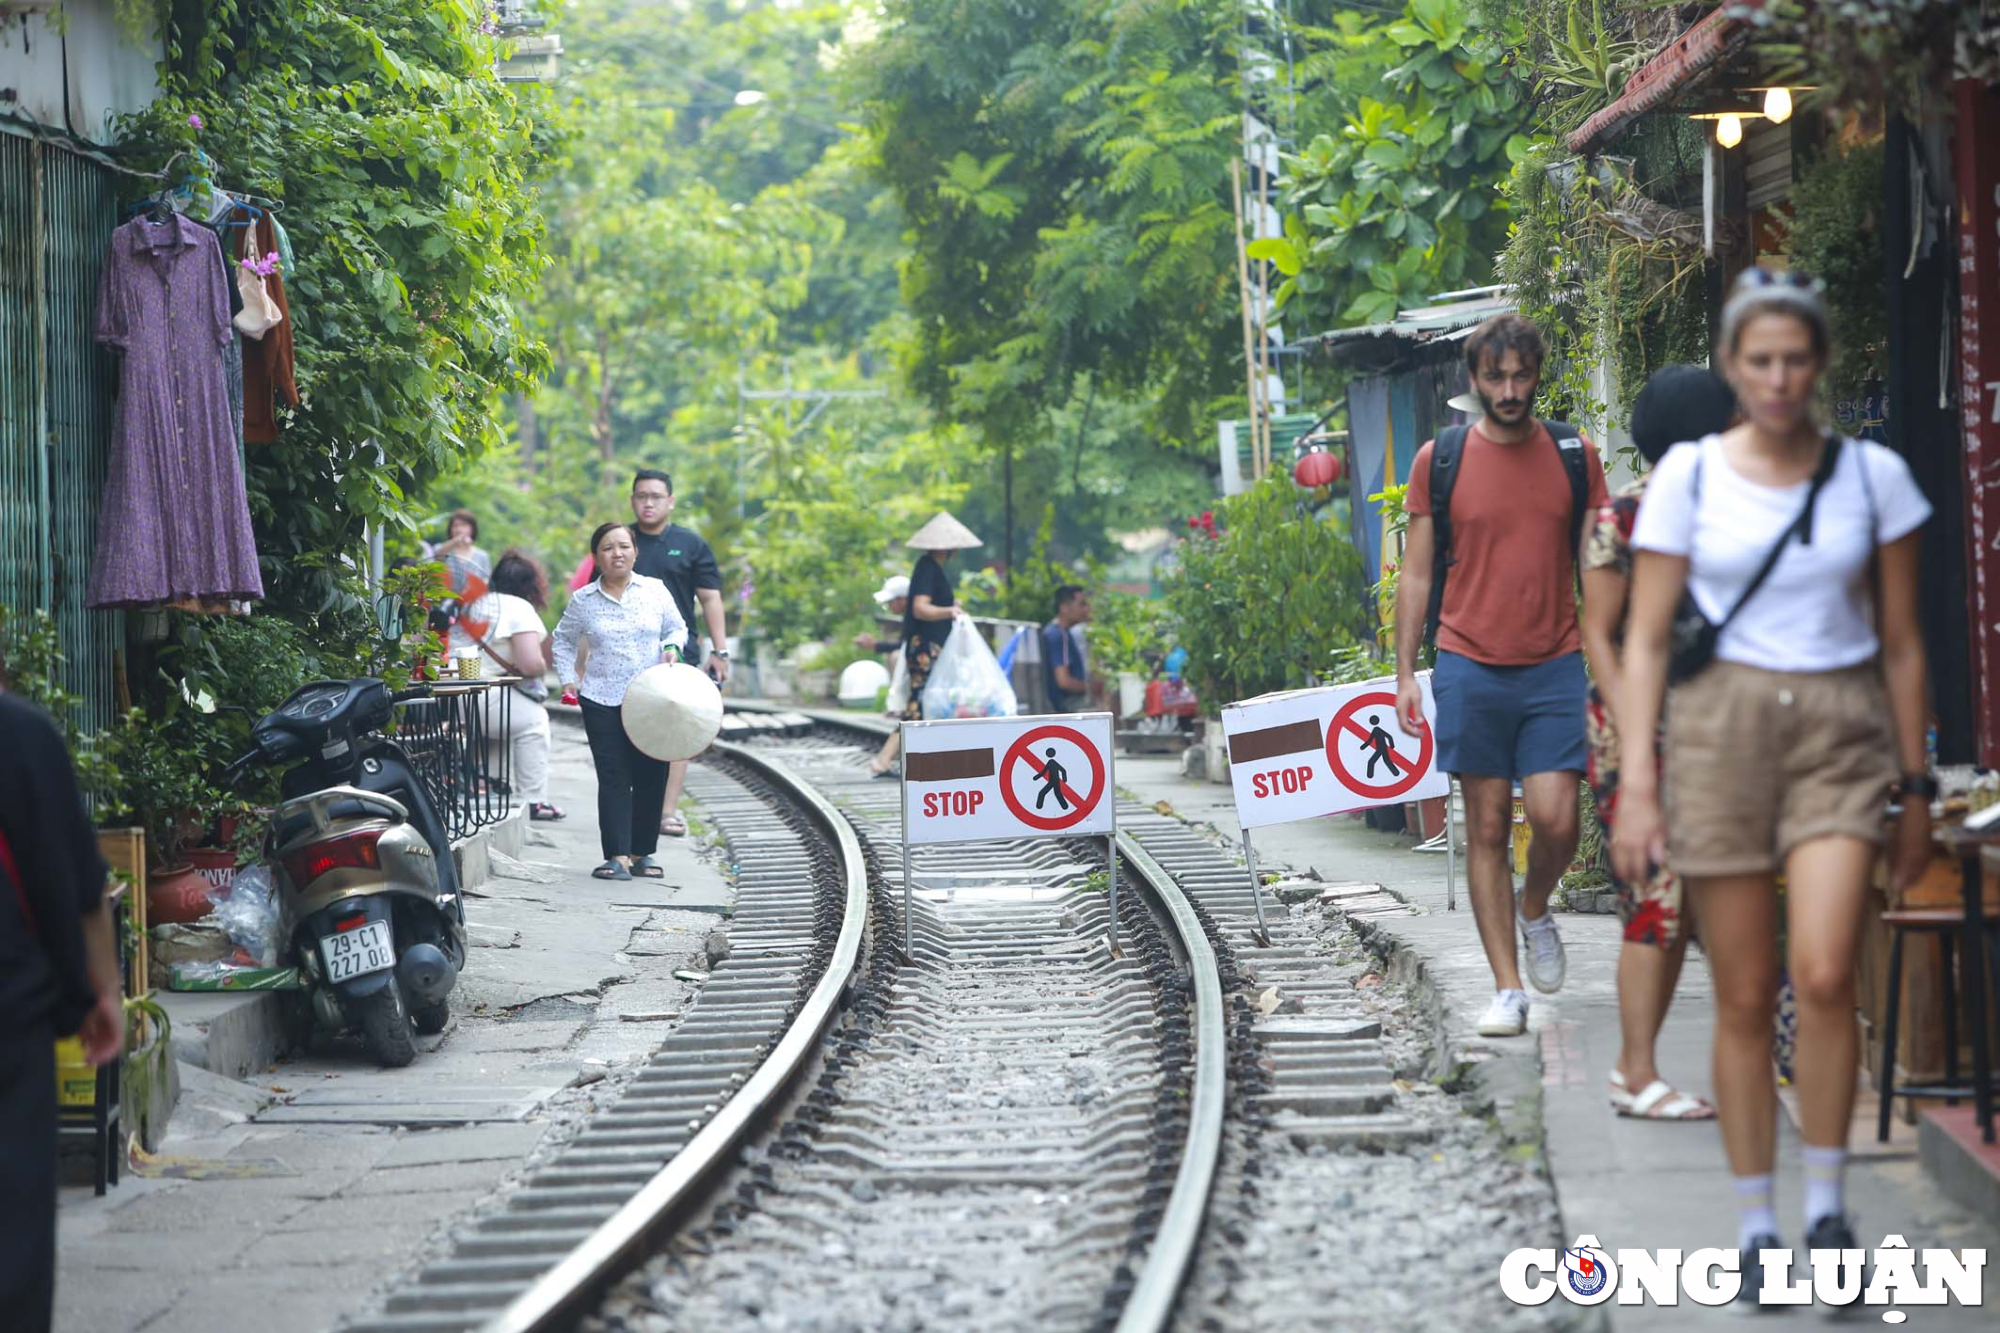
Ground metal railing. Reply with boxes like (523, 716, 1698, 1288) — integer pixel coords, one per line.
(393, 682, 514, 843)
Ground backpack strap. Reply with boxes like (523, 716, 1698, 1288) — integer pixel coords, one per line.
(1421, 424, 1471, 651)
(1543, 419, 1590, 568)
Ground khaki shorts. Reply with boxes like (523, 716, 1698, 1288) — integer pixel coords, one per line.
(1663, 661, 1896, 877)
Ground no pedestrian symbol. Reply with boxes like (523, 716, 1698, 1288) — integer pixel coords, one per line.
(1325, 691, 1433, 802)
(999, 724, 1107, 831)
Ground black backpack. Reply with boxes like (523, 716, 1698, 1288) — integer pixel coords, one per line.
(1420, 419, 1588, 650)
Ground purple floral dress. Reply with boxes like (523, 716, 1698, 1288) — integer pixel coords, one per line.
(87, 214, 263, 610)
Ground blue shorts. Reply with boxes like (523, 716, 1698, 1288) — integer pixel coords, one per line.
(1432, 650, 1587, 781)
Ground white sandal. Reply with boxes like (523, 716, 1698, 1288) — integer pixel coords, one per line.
(1609, 1070, 1715, 1120)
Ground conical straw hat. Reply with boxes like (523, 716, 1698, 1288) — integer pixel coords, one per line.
(906, 511, 982, 550)
(622, 662, 724, 762)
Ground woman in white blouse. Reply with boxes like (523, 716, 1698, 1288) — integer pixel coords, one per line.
(552, 523, 687, 881)
(1614, 269, 1932, 1306)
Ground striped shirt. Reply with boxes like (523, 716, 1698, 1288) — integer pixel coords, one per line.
(551, 575, 688, 706)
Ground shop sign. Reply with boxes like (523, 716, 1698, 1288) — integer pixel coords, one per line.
(1957, 78, 2000, 764)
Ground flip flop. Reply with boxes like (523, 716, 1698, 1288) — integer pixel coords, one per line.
(1610, 1072, 1715, 1120)
(591, 861, 632, 881)
(659, 814, 688, 837)
(529, 803, 567, 821)
(630, 856, 665, 879)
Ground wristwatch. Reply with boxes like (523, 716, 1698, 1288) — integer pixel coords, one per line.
(1896, 773, 1940, 799)
(711, 649, 730, 659)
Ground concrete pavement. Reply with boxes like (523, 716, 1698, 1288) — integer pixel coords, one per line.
(54, 723, 732, 1333)
(1115, 752, 1998, 1329)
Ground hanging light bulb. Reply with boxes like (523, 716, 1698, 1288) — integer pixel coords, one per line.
(1716, 113, 1744, 148)
(1763, 87, 1793, 124)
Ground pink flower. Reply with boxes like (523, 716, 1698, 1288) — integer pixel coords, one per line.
(188, 113, 203, 130)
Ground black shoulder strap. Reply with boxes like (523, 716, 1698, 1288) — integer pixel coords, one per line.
(1421, 425, 1471, 650)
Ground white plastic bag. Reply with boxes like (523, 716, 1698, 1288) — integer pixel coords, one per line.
(921, 621, 1018, 719)
(209, 866, 282, 967)
(884, 650, 910, 715)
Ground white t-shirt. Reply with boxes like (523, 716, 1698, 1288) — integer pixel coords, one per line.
(453, 591, 544, 663)
(1631, 434, 1931, 672)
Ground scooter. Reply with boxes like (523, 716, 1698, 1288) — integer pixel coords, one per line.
(227, 678, 468, 1068)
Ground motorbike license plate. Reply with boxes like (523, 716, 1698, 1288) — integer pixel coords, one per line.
(319, 921, 395, 982)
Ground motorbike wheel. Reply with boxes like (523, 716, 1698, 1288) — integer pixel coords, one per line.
(356, 976, 418, 1068)
(412, 997, 450, 1036)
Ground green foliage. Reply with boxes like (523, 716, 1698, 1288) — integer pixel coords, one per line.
(855, 0, 1243, 457)
(1778, 140, 1887, 398)
(1090, 591, 1172, 681)
(958, 506, 1103, 625)
(1368, 481, 1413, 652)
(1264, 0, 1532, 333)
(1160, 472, 1370, 711)
(113, 0, 551, 623)
(736, 411, 968, 654)
(1750, 0, 1999, 116)
(0, 606, 133, 817)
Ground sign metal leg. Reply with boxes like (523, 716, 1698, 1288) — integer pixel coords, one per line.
(899, 729, 914, 959)
(1242, 828, 1273, 945)
(1446, 777, 1458, 913)
(1107, 743, 1119, 954)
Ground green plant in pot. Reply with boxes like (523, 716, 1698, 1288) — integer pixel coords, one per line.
(120, 725, 228, 926)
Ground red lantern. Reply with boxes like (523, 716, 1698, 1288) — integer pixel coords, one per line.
(1292, 445, 1343, 489)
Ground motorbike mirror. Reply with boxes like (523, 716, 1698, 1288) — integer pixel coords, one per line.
(374, 592, 406, 641)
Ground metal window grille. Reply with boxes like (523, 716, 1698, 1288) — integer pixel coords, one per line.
(0, 132, 125, 729)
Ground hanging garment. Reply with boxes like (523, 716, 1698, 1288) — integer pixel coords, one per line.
(87, 212, 264, 610)
(228, 206, 297, 442)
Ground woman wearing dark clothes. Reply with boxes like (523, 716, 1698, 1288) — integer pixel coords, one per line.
(888, 512, 982, 760)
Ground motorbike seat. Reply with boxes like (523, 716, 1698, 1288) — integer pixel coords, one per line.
(275, 797, 393, 844)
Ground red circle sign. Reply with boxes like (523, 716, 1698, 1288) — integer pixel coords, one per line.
(999, 725, 1106, 831)
(1325, 691, 1432, 801)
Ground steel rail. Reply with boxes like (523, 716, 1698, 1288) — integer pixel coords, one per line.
(473, 737, 870, 1333)
(735, 700, 1228, 1331)
(1113, 828, 1227, 1332)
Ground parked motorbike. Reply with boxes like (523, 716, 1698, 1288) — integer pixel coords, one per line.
(226, 678, 467, 1067)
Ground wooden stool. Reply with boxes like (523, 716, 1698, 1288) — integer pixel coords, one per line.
(1878, 819, 2000, 1145)
(1875, 909, 1997, 1140)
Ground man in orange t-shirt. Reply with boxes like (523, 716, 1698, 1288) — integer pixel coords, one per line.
(1393, 314, 1608, 1038)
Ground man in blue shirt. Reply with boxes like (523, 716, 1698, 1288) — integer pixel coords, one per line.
(1041, 585, 1091, 712)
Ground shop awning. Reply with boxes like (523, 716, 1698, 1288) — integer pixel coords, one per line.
(1567, 1, 1767, 156)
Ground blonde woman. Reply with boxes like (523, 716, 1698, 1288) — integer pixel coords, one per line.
(1614, 269, 1932, 1308)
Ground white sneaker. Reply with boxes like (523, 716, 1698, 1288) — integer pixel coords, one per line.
(1477, 989, 1530, 1037)
(1519, 907, 1566, 994)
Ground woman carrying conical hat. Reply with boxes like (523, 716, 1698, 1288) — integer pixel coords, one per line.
(873, 511, 982, 775)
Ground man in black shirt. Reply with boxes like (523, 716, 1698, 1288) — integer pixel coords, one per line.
(630, 468, 729, 837)
(0, 691, 124, 1331)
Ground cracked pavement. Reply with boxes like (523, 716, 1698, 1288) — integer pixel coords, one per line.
(54, 725, 735, 1333)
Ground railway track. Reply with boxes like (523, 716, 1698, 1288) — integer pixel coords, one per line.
(343, 712, 1226, 1333)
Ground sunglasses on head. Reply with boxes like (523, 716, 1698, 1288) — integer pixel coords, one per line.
(1740, 267, 1822, 293)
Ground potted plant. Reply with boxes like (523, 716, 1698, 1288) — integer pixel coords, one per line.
(121, 731, 226, 925)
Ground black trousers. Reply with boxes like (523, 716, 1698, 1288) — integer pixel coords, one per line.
(580, 698, 668, 861)
(1, 1022, 56, 1332)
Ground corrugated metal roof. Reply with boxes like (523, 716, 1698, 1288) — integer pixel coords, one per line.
(1301, 289, 1516, 365)
(1567, 1, 1766, 156)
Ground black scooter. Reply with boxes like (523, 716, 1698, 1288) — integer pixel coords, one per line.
(228, 678, 468, 1067)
